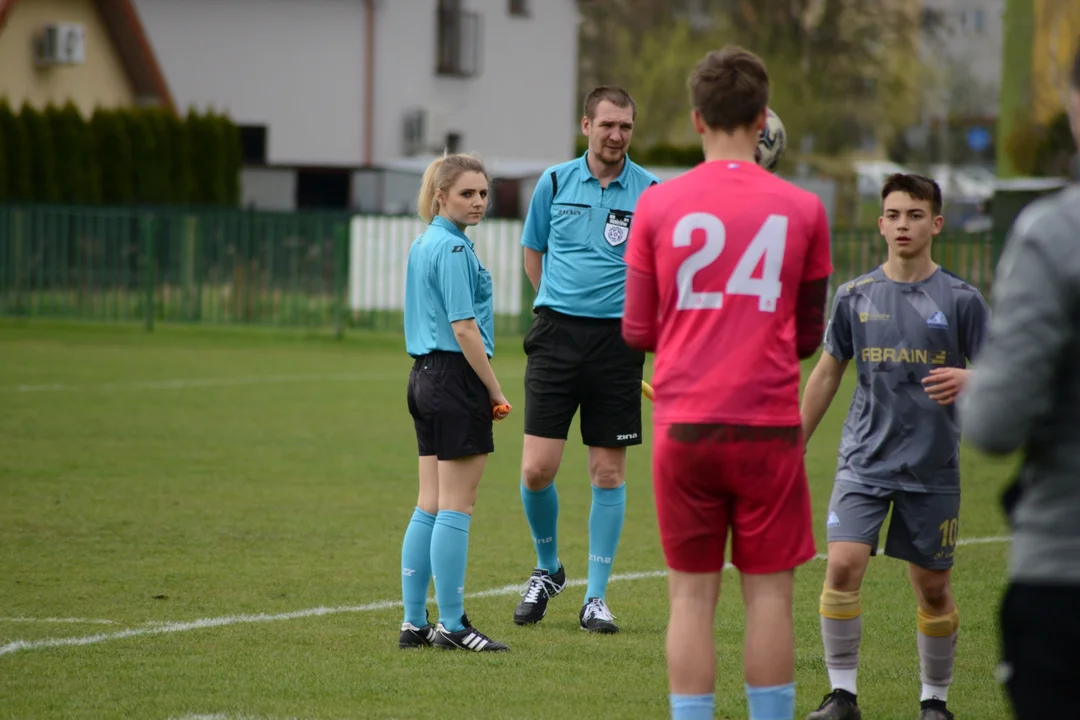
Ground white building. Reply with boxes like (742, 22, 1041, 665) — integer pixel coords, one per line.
(916, 0, 1004, 166)
(131, 0, 581, 214)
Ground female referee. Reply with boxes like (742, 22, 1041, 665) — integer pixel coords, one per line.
(397, 153, 511, 652)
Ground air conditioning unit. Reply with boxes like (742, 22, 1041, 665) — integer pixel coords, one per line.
(402, 108, 448, 156)
(34, 23, 86, 67)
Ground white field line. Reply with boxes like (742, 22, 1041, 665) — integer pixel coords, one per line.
(2, 371, 526, 394)
(169, 715, 308, 720)
(169, 715, 307, 720)
(0, 616, 116, 625)
(0, 534, 1010, 659)
(0, 373, 398, 394)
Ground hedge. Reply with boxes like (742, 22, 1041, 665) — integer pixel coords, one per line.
(0, 99, 240, 206)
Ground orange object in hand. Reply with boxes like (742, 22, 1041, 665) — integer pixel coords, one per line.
(493, 404, 511, 421)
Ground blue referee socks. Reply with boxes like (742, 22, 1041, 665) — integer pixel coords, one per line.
(746, 682, 796, 720)
(430, 509, 472, 632)
(521, 481, 560, 573)
(670, 693, 714, 720)
(586, 483, 626, 602)
(400, 507, 435, 628)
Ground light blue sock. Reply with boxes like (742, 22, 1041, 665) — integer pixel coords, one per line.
(746, 682, 796, 720)
(430, 510, 471, 633)
(670, 693, 714, 720)
(520, 481, 560, 573)
(585, 483, 626, 602)
(400, 507, 436, 627)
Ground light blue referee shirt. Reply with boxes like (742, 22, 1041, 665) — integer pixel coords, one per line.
(521, 152, 659, 319)
(404, 215, 495, 358)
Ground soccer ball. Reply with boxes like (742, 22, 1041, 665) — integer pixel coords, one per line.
(755, 108, 786, 173)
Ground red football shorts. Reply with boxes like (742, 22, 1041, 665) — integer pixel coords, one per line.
(652, 423, 817, 574)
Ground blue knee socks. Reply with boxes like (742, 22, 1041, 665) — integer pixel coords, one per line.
(400, 507, 435, 627)
(670, 684, 795, 720)
(670, 694, 714, 720)
(746, 682, 796, 720)
(520, 481, 560, 572)
(586, 483, 626, 602)
(430, 509, 472, 632)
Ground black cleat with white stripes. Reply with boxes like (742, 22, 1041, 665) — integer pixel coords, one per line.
(398, 617, 437, 649)
(432, 613, 509, 652)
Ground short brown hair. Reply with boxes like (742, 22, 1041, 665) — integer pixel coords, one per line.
(583, 86, 637, 120)
(881, 173, 943, 216)
(688, 46, 769, 132)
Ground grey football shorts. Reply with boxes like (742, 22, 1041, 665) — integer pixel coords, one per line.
(825, 478, 960, 570)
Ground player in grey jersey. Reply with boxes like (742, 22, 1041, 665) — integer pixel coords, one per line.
(800, 174, 990, 720)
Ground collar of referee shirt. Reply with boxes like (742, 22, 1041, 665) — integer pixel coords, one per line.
(579, 150, 634, 187)
(431, 214, 474, 245)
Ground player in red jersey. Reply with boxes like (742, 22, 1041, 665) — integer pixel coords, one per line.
(622, 46, 833, 720)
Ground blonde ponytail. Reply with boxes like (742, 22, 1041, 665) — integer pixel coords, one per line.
(417, 157, 446, 223)
(416, 153, 490, 223)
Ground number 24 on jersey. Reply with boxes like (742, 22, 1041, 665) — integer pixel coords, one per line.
(673, 213, 789, 313)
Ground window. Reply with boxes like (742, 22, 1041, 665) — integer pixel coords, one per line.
(238, 125, 267, 165)
(444, 132, 462, 154)
(973, 8, 985, 33)
(296, 169, 350, 210)
(437, 0, 482, 77)
(508, 0, 529, 17)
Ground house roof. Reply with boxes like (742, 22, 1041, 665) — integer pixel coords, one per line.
(0, 0, 174, 111)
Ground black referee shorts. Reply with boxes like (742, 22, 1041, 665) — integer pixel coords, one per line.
(523, 307, 645, 448)
(407, 351, 494, 461)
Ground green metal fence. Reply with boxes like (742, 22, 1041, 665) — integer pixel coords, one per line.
(830, 228, 997, 297)
(0, 204, 1000, 335)
(0, 205, 352, 334)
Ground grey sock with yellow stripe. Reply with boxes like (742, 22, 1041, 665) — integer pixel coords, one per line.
(917, 606, 959, 702)
(819, 586, 863, 695)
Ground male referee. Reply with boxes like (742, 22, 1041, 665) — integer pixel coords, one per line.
(512, 86, 659, 634)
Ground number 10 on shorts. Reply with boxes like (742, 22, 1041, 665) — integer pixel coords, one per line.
(938, 517, 959, 548)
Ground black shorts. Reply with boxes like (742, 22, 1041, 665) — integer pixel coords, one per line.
(407, 351, 494, 461)
(1000, 582, 1080, 718)
(523, 308, 645, 447)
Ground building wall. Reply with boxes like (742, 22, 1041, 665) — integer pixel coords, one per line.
(131, 0, 580, 170)
(919, 0, 1005, 118)
(0, 0, 135, 115)
(372, 0, 579, 166)
(131, 0, 368, 167)
(240, 167, 296, 211)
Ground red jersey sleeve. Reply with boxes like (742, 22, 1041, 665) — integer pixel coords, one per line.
(622, 187, 659, 351)
(795, 198, 833, 358)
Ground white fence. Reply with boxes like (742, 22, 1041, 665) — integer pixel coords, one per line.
(348, 216, 525, 316)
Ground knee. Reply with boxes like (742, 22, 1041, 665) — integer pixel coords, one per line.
(819, 585, 861, 620)
(825, 561, 864, 592)
(589, 463, 624, 489)
(918, 605, 959, 637)
(521, 460, 557, 491)
(918, 579, 953, 614)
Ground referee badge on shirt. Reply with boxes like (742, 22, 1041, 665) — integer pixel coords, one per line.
(604, 210, 632, 246)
